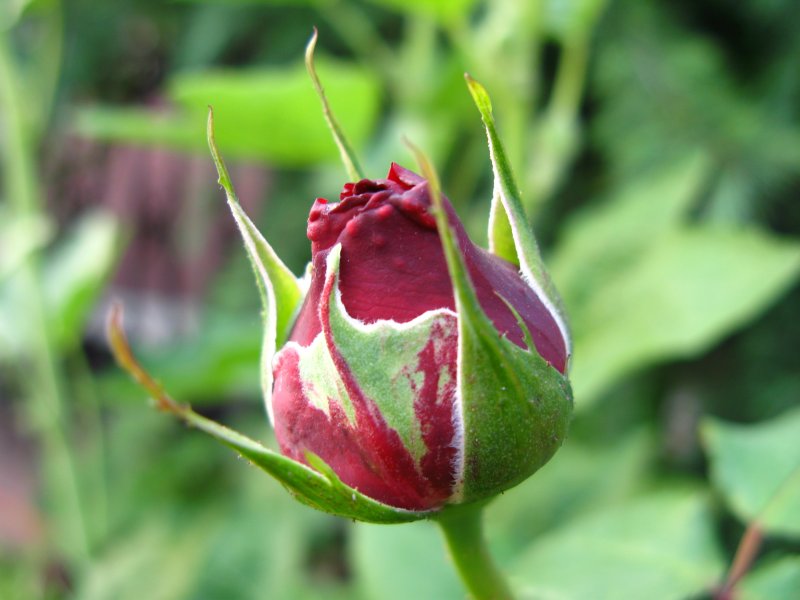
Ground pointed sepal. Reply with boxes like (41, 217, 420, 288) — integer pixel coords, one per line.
(305, 28, 365, 181)
(106, 303, 424, 523)
(465, 74, 572, 360)
(409, 143, 573, 504)
(207, 108, 304, 421)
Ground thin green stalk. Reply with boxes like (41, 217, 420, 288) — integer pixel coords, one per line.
(0, 27, 92, 564)
(317, 0, 394, 77)
(28, 0, 64, 141)
(67, 350, 110, 543)
(398, 14, 437, 103)
(305, 28, 365, 180)
(435, 504, 514, 600)
(550, 33, 590, 121)
(526, 31, 590, 215)
(0, 32, 37, 215)
(496, 0, 543, 185)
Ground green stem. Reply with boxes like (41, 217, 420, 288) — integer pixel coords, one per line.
(549, 33, 590, 121)
(435, 504, 514, 600)
(0, 23, 92, 564)
(317, 0, 395, 77)
(525, 30, 590, 216)
(0, 32, 37, 215)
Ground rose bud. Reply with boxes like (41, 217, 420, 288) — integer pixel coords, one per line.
(108, 70, 571, 523)
(268, 160, 572, 512)
(124, 78, 573, 523)
(103, 62, 571, 600)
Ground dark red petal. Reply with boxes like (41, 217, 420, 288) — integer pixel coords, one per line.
(387, 162, 425, 189)
(334, 185, 566, 371)
(297, 165, 567, 372)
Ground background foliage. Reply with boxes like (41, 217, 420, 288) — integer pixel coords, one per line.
(1, 0, 799, 598)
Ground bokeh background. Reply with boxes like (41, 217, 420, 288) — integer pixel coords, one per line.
(1, 0, 799, 598)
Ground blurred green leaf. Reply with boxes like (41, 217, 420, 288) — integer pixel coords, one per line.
(74, 108, 200, 150)
(485, 429, 654, 562)
(75, 515, 210, 600)
(186, 474, 337, 600)
(0, 0, 33, 30)
(97, 314, 261, 405)
(364, 0, 476, 22)
(75, 59, 381, 166)
(174, 0, 319, 4)
(87, 403, 349, 600)
(0, 554, 39, 600)
(568, 226, 800, 405)
(738, 557, 800, 600)
(78, 498, 329, 600)
(702, 408, 800, 537)
(544, 0, 607, 40)
(509, 488, 725, 599)
(0, 209, 51, 281)
(43, 210, 121, 348)
(551, 153, 710, 308)
(0, 211, 120, 359)
(593, 0, 800, 185)
(351, 521, 464, 600)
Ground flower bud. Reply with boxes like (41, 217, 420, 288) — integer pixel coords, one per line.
(270, 163, 571, 511)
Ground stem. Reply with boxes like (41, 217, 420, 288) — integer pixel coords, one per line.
(714, 522, 763, 600)
(318, 0, 394, 78)
(435, 504, 515, 600)
(0, 23, 92, 564)
(305, 29, 365, 180)
(549, 34, 590, 121)
(715, 463, 800, 599)
(525, 30, 590, 217)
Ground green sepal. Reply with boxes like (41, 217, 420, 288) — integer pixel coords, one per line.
(201, 416, 424, 523)
(457, 314, 573, 501)
(106, 304, 424, 524)
(207, 108, 304, 419)
(178, 409, 428, 524)
(409, 144, 573, 504)
(177, 408, 423, 523)
(465, 74, 572, 358)
(305, 28, 366, 181)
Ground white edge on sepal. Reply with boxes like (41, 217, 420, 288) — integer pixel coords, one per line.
(486, 135, 572, 360)
(298, 261, 313, 296)
(233, 210, 281, 425)
(207, 108, 304, 425)
(406, 141, 503, 504)
(466, 75, 572, 363)
(322, 244, 466, 500)
(448, 384, 466, 503)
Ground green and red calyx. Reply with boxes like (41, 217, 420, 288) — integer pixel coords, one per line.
(113, 75, 573, 526)
(270, 163, 570, 511)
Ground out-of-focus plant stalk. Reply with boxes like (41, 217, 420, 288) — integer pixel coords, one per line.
(445, 0, 603, 219)
(317, 0, 394, 78)
(445, 0, 544, 179)
(526, 28, 591, 216)
(0, 20, 94, 565)
(715, 463, 800, 599)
